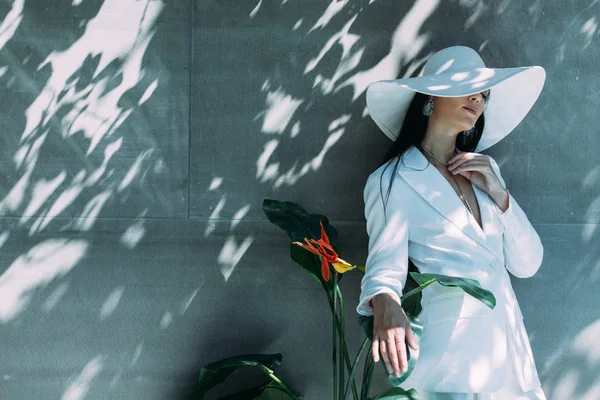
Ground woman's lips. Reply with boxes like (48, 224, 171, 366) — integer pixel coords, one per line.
(463, 106, 476, 115)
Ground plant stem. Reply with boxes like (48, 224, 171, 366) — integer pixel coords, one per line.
(360, 351, 375, 400)
(343, 336, 369, 400)
(323, 282, 359, 400)
(260, 367, 302, 400)
(400, 279, 436, 301)
(336, 283, 345, 399)
(323, 286, 359, 400)
(333, 271, 338, 400)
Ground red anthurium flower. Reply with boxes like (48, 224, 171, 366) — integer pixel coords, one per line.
(293, 221, 361, 281)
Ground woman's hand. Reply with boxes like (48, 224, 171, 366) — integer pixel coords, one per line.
(446, 151, 504, 196)
(371, 294, 419, 377)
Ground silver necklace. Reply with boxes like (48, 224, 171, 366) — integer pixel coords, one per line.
(418, 146, 475, 216)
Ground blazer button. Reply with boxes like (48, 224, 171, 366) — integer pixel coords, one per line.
(490, 260, 499, 268)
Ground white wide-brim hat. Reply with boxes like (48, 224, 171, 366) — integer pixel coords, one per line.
(366, 46, 546, 152)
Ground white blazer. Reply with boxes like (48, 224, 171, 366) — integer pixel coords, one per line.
(356, 145, 544, 393)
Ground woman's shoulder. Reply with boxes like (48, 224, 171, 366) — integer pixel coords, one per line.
(364, 155, 407, 191)
(369, 154, 409, 177)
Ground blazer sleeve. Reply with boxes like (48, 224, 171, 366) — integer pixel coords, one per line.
(488, 155, 544, 278)
(356, 170, 409, 316)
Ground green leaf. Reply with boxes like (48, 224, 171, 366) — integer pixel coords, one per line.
(409, 272, 496, 309)
(195, 354, 283, 399)
(213, 383, 267, 400)
(371, 387, 420, 400)
(255, 384, 303, 400)
(358, 314, 374, 342)
(398, 263, 423, 316)
(262, 199, 338, 245)
(210, 381, 301, 400)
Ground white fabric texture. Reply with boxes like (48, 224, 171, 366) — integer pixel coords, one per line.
(418, 336, 547, 399)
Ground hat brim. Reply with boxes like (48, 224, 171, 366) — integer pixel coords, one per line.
(365, 66, 546, 152)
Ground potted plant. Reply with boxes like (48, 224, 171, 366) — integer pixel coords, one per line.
(192, 200, 496, 400)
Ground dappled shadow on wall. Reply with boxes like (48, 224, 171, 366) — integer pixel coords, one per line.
(205, 0, 447, 283)
(0, 0, 180, 398)
(210, 0, 508, 283)
(541, 319, 600, 399)
(0, 0, 162, 320)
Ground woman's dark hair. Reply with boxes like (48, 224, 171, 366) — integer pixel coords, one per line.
(378, 91, 487, 217)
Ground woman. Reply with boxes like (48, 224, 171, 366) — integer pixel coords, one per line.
(356, 46, 547, 399)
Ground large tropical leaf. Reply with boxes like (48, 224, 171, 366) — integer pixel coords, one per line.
(212, 383, 266, 400)
(195, 354, 283, 399)
(262, 199, 338, 245)
(409, 272, 496, 309)
(398, 262, 423, 316)
(213, 382, 301, 400)
(255, 384, 303, 400)
(370, 387, 420, 400)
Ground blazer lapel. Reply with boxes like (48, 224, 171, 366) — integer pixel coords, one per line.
(397, 146, 499, 257)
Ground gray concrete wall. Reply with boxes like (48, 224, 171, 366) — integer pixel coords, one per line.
(0, 0, 598, 399)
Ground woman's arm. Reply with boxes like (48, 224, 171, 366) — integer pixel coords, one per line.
(487, 155, 544, 278)
(356, 170, 409, 316)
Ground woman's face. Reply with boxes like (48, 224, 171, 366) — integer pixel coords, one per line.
(430, 90, 489, 132)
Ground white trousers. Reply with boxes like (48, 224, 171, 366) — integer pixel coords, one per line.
(418, 338, 547, 400)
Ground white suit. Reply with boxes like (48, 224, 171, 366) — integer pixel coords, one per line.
(356, 145, 544, 394)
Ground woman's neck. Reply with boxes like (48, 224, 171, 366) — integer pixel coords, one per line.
(420, 123, 459, 163)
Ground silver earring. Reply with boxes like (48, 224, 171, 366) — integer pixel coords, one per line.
(423, 99, 434, 116)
